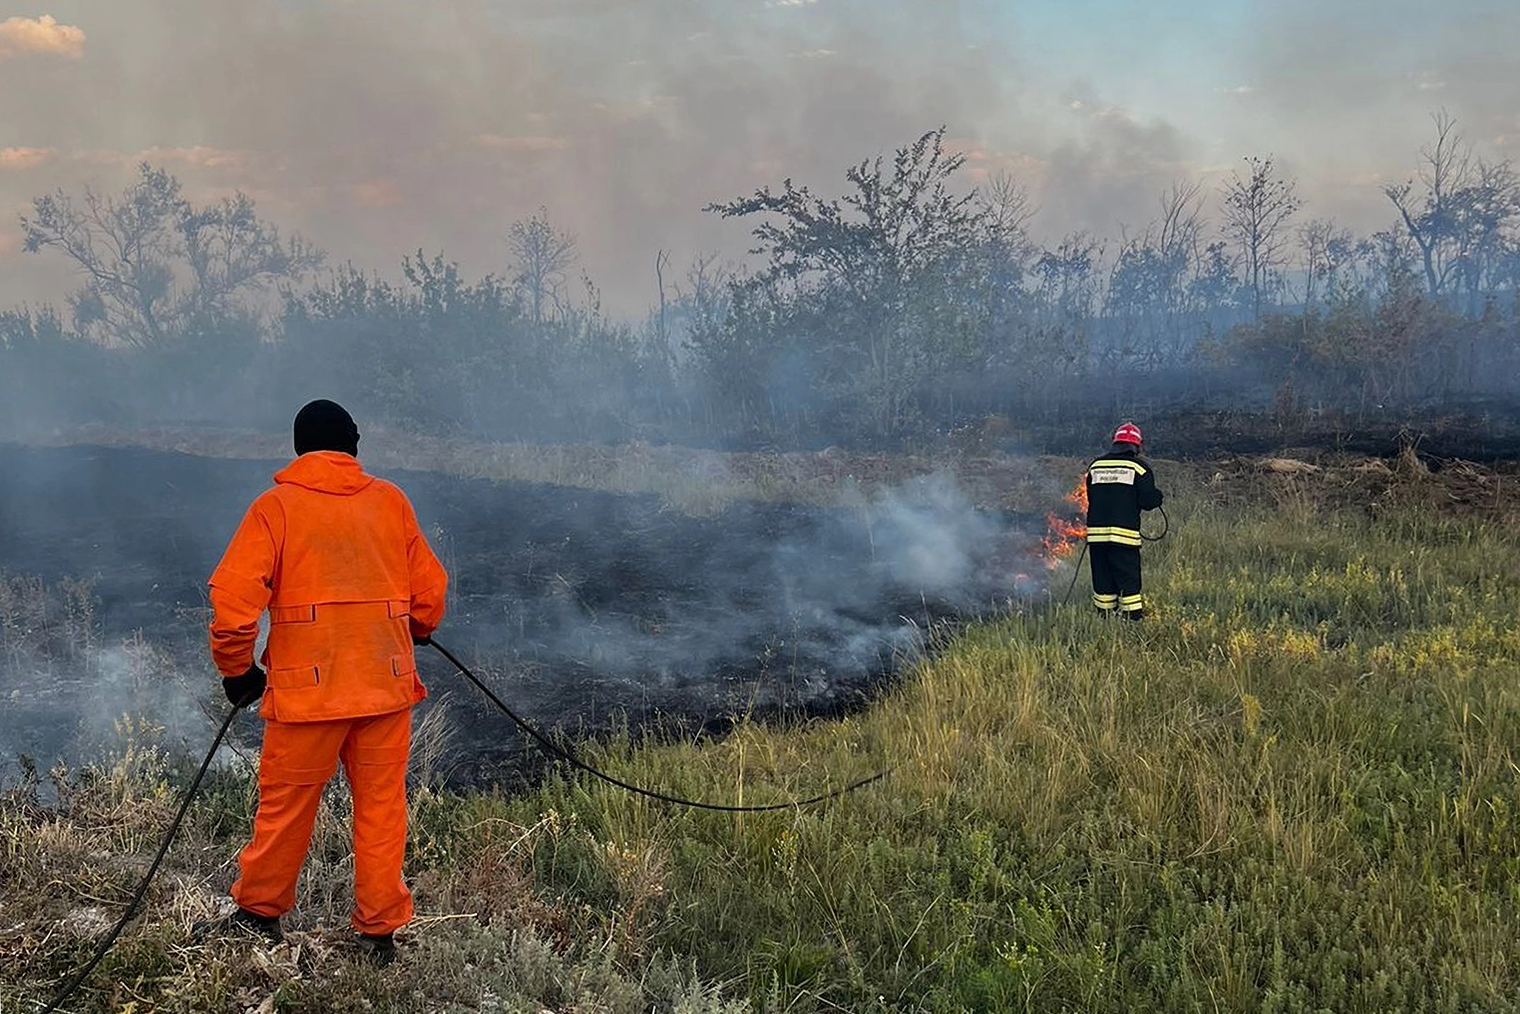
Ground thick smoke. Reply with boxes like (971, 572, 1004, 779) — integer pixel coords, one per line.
(0, 444, 1032, 779)
(412, 465, 1026, 755)
(0, 630, 211, 777)
(499, 471, 1008, 686)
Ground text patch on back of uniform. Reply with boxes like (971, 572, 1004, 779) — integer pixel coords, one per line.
(1090, 466, 1136, 485)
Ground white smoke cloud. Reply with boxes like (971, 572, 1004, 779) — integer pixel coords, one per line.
(843, 472, 1003, 603)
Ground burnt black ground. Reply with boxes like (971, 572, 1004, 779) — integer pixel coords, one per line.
(0, 444, 1033, 787)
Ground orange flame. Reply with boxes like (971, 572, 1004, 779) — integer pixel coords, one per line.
(1040, 479, 1088, 569)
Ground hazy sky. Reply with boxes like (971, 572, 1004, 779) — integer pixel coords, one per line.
(0, 0, 1515, 316)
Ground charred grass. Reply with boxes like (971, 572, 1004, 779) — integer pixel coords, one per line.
(5, 463, 1520, 1011)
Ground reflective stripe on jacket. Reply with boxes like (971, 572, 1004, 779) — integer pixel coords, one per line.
(1084, 447, 1163, 546)
(208, 451, 448, 722)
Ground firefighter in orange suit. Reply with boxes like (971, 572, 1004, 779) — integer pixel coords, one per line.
(198, 399, 447, 965)
(1084, 422, 1163, 620)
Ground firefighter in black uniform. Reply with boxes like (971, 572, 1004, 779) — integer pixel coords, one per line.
(1084, 422, 1163, 619)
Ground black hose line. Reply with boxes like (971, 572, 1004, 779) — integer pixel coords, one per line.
(1142, 504, 1170, 543)
(41, 706, 239, 1014)
(1060, 542, 1090, 606)
(426, 638, 889, 812)
(1058, 505, 1168, 607)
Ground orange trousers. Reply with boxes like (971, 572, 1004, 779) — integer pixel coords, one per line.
(232, 707, 413, 935)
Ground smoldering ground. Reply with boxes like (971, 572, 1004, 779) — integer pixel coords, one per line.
(0, 443, 1039, 786)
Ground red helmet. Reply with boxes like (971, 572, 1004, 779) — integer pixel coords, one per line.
(1112, 422, 1143, 446)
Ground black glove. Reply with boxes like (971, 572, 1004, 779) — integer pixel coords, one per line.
(411, 631, 433, 647)
(223, 663, 267, 709)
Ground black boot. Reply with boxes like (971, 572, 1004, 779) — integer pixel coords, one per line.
(192, 906, 283, 944)
(356, 931, 397, 966)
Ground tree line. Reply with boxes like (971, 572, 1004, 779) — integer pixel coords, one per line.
(4, 113, 1518, 451)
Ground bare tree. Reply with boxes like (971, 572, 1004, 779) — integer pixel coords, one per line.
(21, 163, 319, 347)
(181, 193, 321, 321)
(671, 253, 732, 366)
(507, 207, 577, 324)
(654, 249, 671, 356)
(1155, 179, 1207, 331)
(977, 170, 1036, 241)
(1383, 111, 1520, 309)
(1384, 111, 1472, 297)
(1035, 231, 1105, 327)
(1297, 218, 1358, 309)
(1157, 179, 1206, 272)
(1101, 182, 1208, 366)
(1222, 155, 1301, 319)
(1452, 159, 1520, 309)
(678, 253, 732, 330)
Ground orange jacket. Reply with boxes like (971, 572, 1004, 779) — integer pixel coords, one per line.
(208, 451, 448, 722)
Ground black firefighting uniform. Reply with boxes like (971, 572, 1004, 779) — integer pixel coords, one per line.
(1084, 444, 1163, 617)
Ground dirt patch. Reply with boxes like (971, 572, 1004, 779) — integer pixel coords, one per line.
(1195, 449, 1520, 519)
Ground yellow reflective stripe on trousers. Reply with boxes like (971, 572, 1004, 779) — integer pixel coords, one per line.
(1086, 526, 1142, 546)
(1093, 593, 1118, 610)
(1118, 594, 1144, 612)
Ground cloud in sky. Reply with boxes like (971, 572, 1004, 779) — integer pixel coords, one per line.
(351, 179, 404, 208)
(0, 146, 54, 170)
(0, 15, 85, 59)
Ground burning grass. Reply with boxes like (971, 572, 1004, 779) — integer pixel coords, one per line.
(7, 455, 1520, 1011)
(1039, 479, 1088, 566)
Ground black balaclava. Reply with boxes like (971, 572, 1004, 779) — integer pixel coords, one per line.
(293, 399, 360, 457)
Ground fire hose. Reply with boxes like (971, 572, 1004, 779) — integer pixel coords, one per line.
(1059, 504, 1169, 606)
(425, 637, 891, 811)
(1143, 504, 1171, 543)
(39, 707, 239, 1014)
(40, 640, 889, 1010)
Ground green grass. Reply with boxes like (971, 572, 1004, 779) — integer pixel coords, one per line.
(500, 499, 1520, 1012)
(6, 490, 1520, 1011)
